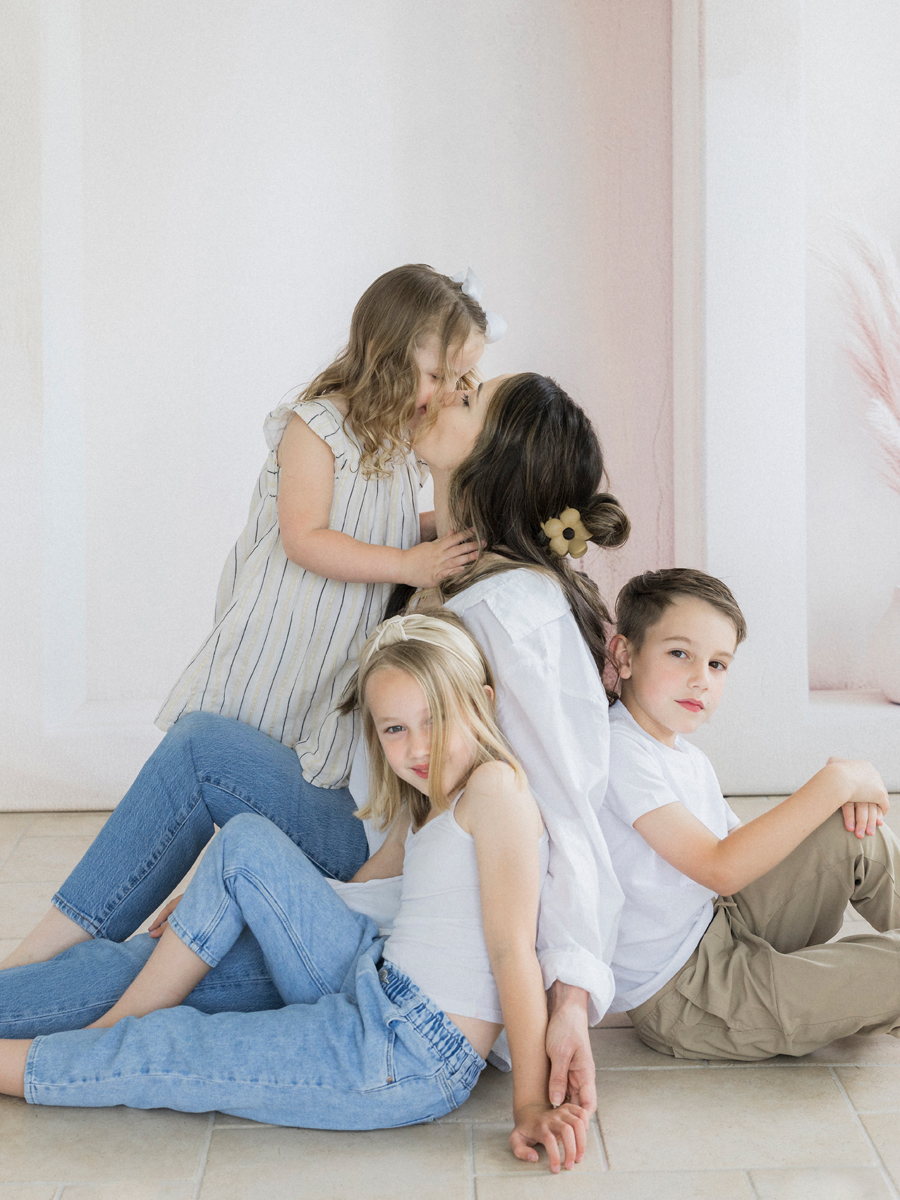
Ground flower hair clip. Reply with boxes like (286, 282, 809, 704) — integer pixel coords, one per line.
(451, 267, 507, 343)
(540, 508, 590, 559)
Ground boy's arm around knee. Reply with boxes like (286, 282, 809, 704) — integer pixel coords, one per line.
(635, 758, 889, 897)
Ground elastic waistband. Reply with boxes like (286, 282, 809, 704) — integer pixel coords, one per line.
(378, 961, 485, 1088)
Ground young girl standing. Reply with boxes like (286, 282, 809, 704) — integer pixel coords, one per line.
(0, 614, 586, 1173)
(156, 263, 488, 789)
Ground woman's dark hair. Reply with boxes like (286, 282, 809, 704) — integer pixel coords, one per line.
(387, 372, 630, 692)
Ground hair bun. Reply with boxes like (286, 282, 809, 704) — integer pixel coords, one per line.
(580, 492, 630, 550)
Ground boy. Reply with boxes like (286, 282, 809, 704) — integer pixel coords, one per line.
(601, 568, 895, 1060)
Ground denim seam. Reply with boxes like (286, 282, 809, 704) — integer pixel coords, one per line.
(55, 786, 211, 939)
(32, 1070, 435, 1094)
(198, 774, 338, 880)
(219, 864, 336, 996)
(385, 1029, 396, 1083)
(23, 1036, 42, 1104)
(51, 892, 103, 938)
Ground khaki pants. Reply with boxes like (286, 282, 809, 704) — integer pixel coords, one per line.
(628, 812, 900, 1060)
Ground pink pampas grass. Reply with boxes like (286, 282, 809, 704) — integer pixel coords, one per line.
(838, 223, 900, 497)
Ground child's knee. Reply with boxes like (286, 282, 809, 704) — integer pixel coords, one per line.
(217, 814, 294, 868)
(810, 809, 876, 859)
(166, 710, 226, 752)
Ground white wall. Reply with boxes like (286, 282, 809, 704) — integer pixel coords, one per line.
(805, 0, 900, 691)
(1, 0, 674, 809)
(675, 0, 900, 793)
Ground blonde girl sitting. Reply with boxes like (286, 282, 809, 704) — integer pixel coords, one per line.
(0, 613, 586, 1173)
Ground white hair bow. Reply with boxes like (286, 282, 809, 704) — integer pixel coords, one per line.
(366, 616, 411, 657)
(450, 267, 507, 344)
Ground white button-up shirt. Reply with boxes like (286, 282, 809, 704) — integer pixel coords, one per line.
(349, 567, 623, 1024)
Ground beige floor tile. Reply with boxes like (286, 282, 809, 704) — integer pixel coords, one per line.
(799, 1036, 900, 1066)
(0, 835, 95, 883)
(879, 801, 900, 837)
(836, 1065, 900, 1111)
(0, 835, 26, 870)
(0, 1186, 58, 1200)
(591, 1027, 704, 1069)
(0, 1096, 210, 1181)
(60, 1186, 195, 1200)
(475, 1170, 753, 1199)
(213, 1111, 266, 1128)
(0, 815, 34, 869)
(199, 1123, 468, 1200)
(0, 880, 60, 936)
(473, 1119, 605, 1175)
(749, 1167, 893, 1199)
(595, 1011, 631, 1028)
(860, 1114, 900, 1189)
(597, 1066, 874, 1170)
(445, 1063, 513, 1122)
(0, 938, 23, 959)
(28, 811, 111, 837)
(0, 813, 36, 838)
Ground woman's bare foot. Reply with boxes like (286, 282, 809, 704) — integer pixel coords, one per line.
(0, 907, 92, 971)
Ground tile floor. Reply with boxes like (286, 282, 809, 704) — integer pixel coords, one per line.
(0, 798, 899, 1199)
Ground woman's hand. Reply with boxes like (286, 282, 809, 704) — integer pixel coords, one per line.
(509, 1101, 588, 1173)
(546, 981, 597, 1114)
(148, 894, 183, 938)
(400, 530, 479, 587)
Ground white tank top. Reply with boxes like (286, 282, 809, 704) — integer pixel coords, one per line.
(383, 797, 549, 1024)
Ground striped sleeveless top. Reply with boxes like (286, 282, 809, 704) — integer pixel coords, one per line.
(156, 397, 423, 788)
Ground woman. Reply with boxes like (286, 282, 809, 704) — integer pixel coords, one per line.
(0, 373, 629, 1112)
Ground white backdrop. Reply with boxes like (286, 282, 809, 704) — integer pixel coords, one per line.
(1, 0, 674, 808)
(805, 0, 900, 691)
(677, 0, 900, 793)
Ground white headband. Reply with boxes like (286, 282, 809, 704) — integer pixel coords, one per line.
(450, 267, 508, 344)
(363, 615, 483, 676)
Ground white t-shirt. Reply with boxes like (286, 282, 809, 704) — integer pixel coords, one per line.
(600, 701, 740, 1012)
(349, 568, 624, 1025)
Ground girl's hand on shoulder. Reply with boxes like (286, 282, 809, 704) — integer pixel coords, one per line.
(148, 894, 183, 938)
(510, 1101, 588, 1173)
(400, 529, 480, 588)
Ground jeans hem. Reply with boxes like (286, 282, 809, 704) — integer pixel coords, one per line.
(52, 893, 102, 939)
(23, 1036, 44, 1104)
(167, 913, 221, 969)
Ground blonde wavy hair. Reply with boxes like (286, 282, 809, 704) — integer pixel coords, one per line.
(339, 611, 524, 832)
(298, 265, 487, 477)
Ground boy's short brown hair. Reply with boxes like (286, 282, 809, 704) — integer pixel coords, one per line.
(615, 568, 747, 649)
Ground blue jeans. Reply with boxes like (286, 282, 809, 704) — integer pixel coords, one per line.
(53, 712, 369, 941)
(11, 816, 484, 1129)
